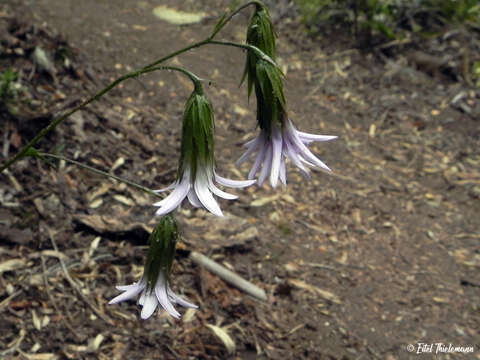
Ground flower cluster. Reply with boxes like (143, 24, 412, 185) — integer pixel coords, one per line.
(109, 1, 337, 321)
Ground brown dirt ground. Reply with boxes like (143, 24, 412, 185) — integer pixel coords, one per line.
(1, 0, 479, 359)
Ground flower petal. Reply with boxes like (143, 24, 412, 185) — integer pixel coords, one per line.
(167, 288, 198, 309)
(285, 121, 332, 172)
(248, 143, 267, 180)
(270, 128, 283, 188)
(155, 278, 181, 319)
(109, 283, 144, 304)
(215, 173, 256, 188)
(298, 132, 338, 143)
(140, 291, 158, 320)
(187, 188, 202, 207)
(154, 179, 190, 216)
(237, 136, 262, 165)
(153, 182, 177, 193)
(208, 178, 238, 200)
(258, 144, 273, 186)
(194, 170, 223, 216)
(279, 158, 287, 185)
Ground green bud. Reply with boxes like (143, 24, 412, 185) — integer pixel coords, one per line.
(178, 87, 215, 182)
(241, 2, 276, 99)
(144, 214, 179, 290)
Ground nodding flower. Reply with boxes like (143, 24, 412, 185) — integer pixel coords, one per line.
(154, 88, 255, 217)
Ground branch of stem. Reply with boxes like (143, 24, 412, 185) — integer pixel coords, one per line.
(0, 2, 264, 173)
(39, 152, 162, 198)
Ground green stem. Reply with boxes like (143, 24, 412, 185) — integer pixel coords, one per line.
(0, 2, 263, 173)
(209, 1, 264, 39)
(209, 40, 275, 65)
(39, 152, 162, 198)
(0, 65, 197, 173)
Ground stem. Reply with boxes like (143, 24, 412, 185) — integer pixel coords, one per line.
(0, 65, 197, 173)
(209, 40, 275, 65)
(0, 2, 261, 173)
(209, 1, 264, 39)
(39, 152, 162, 199)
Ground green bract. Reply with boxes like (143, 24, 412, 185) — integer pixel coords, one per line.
(178, 87, 215, 181)
(241, 2, 276, 99)
(255, 59, 287, 137)
(144, 215, 179, 290)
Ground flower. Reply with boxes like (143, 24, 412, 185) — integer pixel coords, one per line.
(108, 272, 197, 320)
(109, 215, 197, 320)
(237, 118, 337, 187)
(154, 87, 255, 217)
(154, 166, 255, 217)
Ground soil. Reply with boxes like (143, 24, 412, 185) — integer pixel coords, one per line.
(0, 1, 479, 360)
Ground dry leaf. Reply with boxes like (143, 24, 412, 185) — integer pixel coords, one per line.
(0, 258, 27, 273)
(206, 324, 236, 354)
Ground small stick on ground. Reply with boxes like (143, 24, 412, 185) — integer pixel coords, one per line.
(41, 256, 83, 341)
(189, 251, 267, 302)
(47, 228, 115, 325)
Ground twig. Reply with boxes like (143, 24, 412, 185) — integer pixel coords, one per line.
(47, 229, 115, 325)
(189, 251, 267, 302)
(41, 256, 82, 340)
(0, 328, 25, 357)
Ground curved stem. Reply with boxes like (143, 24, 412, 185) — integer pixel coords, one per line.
(209, 1, 264, 39)
(0, 65, 198, 173)
(39, 152, 162, 199)
(209, 40, 275, 65)
(0, 2, 262, 173)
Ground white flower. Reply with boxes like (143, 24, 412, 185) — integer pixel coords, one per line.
(109, 272, 197, 320)
(154, 165, 255, 217)
(238, 118, 337, 187)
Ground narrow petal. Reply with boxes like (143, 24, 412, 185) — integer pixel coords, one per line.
(285, 122, 332, 172)
(243, 136, 260, 147)
(215, 173, 256, 188)
(109, 283, 144, 304)
(258, 144, 273, 186)
(270, 129, 283, 188)
(298, 132, 338, 142)
(140, 291, 158, 320)
(248, 143, 267, 180)
(116, 283, 140, 291)
(154, 180, 190, 216)
(209, 181, 238, 200)
(167, 288, 198, 309)
(284, 137, 310, 175)
(298, 147, 332, 172)
(187, 188, 202, 207)
(155, 279, 181, 319)
(237, 136, 262, 165)
(279, 158, 287, 185)
(138, 290, 146, 306)
(153, 182, 177, 193)
(194, 170, 223, 216)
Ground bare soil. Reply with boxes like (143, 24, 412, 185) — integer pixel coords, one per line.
(0, 1, 479, 359)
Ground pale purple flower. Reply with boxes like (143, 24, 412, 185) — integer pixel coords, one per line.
(238, 119, 337, 187)
(109, 272, 197, 320)
(154, 165, 255, 217)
